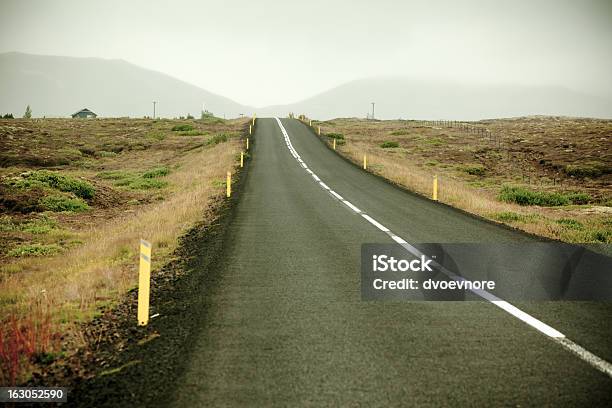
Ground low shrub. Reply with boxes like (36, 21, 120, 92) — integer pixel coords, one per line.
(494, 211, 536, 223)
(123, 179, 168, 190)
(564, 162, 608, 178)
(78, 146, 96, 156)
(95, 151, 118, 158)
(96, 170, 132, 180)
(389, 130, 411, 136)
(147, 132, 166, 141)
(0, 216, 17, 232)
(39, 195, 89, 212)
(200, 116, 225, 125)
(422, 137, 445, 146)
(171, 124, 194, 132)
(591, 230, 611, 243)
(380, 141, 399, 148)
(23, 171, 95, 199)
(494, 212, 524, 222)
(5, 178, 48, 190)
(498, 186, 570, 206)
(556, 218, 583, 230)
(98, 169, 168, 190)
(208, 133, 228, 145)
(21, 216, 58, 234)
(8, 244, 62, 257)
(500, 187, 590, 207)
(326, 133, 344, 140)
(565, 192, 591, 205)
(462, 164, 486, 176)
(179, 130, 207, 136)
(142, 167, 170, 178)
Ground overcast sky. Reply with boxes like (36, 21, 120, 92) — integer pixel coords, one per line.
(1, 0, 611, 107)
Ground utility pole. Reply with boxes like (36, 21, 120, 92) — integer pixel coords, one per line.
(152, 101, 157, 119)
(371, 102, 375, 120)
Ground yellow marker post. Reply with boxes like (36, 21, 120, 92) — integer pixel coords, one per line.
(249, 124, 252, 135)
(318, 126, 321, 136)
(240, 151, 244, 168)
(309, 119, 312, 126)
(252, 116, 255, 126)
(246, 137, 249, 150)
(138, 239, 152, 326)
(226, 171, 231, 198)
(433, 175, 438, 201)
(363, 154, 367, 170)
(333, 138, 336, 150)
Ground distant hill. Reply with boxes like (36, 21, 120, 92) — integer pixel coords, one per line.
(2, 53, 610, 121)
(0, 52, 252, 118)
(259, 77, 612, 120)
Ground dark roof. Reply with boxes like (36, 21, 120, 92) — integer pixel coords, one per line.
(72, 108, 97, 116)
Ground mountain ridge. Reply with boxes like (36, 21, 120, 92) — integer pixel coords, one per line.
(1, 52, 611, 120)
(0, 52, 252, 118)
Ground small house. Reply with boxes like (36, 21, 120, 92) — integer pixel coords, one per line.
(71, 108, 97, 119)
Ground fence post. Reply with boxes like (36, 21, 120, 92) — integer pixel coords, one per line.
(433, 176, 438, 201)
(226, 171, 231, 198)
(138, 239, 152, 326)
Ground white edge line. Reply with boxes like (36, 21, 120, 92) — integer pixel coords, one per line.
(343, 200, 361, 213)
(391, 235, 407, 244)
(361, 214, 390, 232)
(330, 190, 343, 200)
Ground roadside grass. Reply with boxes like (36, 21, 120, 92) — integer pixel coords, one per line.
(314, 117, 611, 244)
(178, 130, 208, 136)
(1, 140, 240, 318)
(7, 243, 63, 257)
(171, 124, 193, 132)
(380, 141, 399, 149)
(98, 167, 170, 190)
(498, 186, 591, 206)
(564, 161, 609, 178)
(461, 164, 486, 176)
(0, 117, 247, 384)
(142, 166, 170, 178)
(6, 170, 95, 199)
(39, 195, 90, 212)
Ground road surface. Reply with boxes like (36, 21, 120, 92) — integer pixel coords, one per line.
(168, 118, 611, 406)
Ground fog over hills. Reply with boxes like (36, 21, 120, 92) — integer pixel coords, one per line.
(0, 52, 252, 118)
(259, 77, 612, 120)
(1, 53, 611, 120)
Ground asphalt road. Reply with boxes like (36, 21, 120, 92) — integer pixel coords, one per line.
(169, 118, 611, 406)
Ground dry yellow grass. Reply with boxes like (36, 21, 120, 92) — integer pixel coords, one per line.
(0, 140, 241, 322)
(0, 117, 248, 383)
